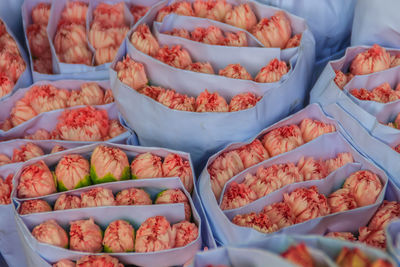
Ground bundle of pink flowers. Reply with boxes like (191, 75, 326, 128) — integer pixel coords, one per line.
(334, 44, 400, 89)
(232, 170, 383, 234)
(130, 4, 150, 24)
(335, 248, 393, 267)
(208, 119, 336, 198)
(166, 26, 249, 47)
(16, 146, 193, 199)
(129, 25, 290, 82)
(31, 216, 198, 253)
(53, 254, 124, 267)
(54, 2, 92, 65)
(0, 174, 13, 205)
(326, 200, 400, 249)
(26, 3, 53, 74)
(220, 152, 354, 210)
(350, 82, 400, 103)
(0, 20, 26, 98)
(18, 106, 125, 141)
(19, 188, 192, 220)
(155, 1, 301, 49)
(0, 83, 113, 131)
(386, 113, 400, 130)
(89, 3, 129, 65)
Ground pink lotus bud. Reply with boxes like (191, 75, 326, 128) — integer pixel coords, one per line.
(0, 51, 26, 82)
(283, 186, 330, 223)
(335, 247, 370, 267)
(185, 62, 215, 74)
(25, 129, 51, 140)
(156, 45, 192, 69)
(162, 154, 194, 192)
(262, 202, 295, 229)
(131, 152, 163, 179)
(32, 219, 68, 248)
(17, 161, 56, 198)
(89, 22, 128, 50)
(224, 4, 257, 31)
(0, 33, 19, 55)
(343, 170, 382, 207)
(19, 199, 52, 215)
(350, 44, 391, 75)
(358, 227, 386, 249)
(115, 56, 148, 90)
(93, 3, 125, 28)
(81, 187, 115, 207)
(0, 73, 13, 98)
(102, 220, 135, 252)
(138, 85, 166, 100)
(12, 142, 45, 162)
(334, 70, 349, 89)
(0, 117, 12, 131)
(275, 162, 303, 185)
(53, 259, 76, 267)
(116, 187, 152, 206)
(371, 260, 394, 267)
(51, 145, 66, 154)
(327, 188, 357, 213)
(70, 218, 103, 252)
(25, 84, 69, 114)
(191, 26, 224, 45)
(229, 92, 261, 112)
(130, 24, 160, 57)
(156, 2, 194, 22)
(219, 63, 252, 80)
(0, 154, 11, 166)
(325, 231, 357, 241)
(171, 221, 198, 247)
(281, 243, 314, 267)
(196, 89, 229, 112)
(244, 170, 281, 198)
(232, 212, 278, 233)
(103, 89, 114, 104)
(372, 82, 400, 103)
(90, 145, 130, 183)
(31, 3, 51, 25)
(56, 106, 110, 141)
(10, 99, 37, 127)
(325, 152, 354, 174)
(252, 11, 292, 49)
(76, 255, 123, 267)
(350, 88, 376, 101)
(285, 34, 301, 49)
(368, 201, 400, 230)
(54, 23, 87, 54)
(224, 31, 247, 47)
(54, 194, 82, 210)
(193, 0, 232, 22)
(297, 157, 328, 181)
(394, 144, 400, 153)
(79, 83, 105, 105)
(27, 24, 50, 58)
(61, 2, 88, 24)
(0, 174, 12, 204)
(221, 182, 257, 210)
(299, 118, 336, 143)
(67, 90, 84, 107)
(55, 154, 91, 191)
(155, 189, 191, 220)
(135, 216, 174, 252)
(130, 5, 150, 23)
(108, 120, 126, 139)
(166, 28, 190, 39)
(208, 150, 244, 199)
(262, 125, 304, 157)
(33, 57, 53, 74)
(157, 89, 196, 112)
(61, 45, 93, 66)
(255, 59, 288, 83)
(238, 139, 269, 168)
(390, 54, 400, 68)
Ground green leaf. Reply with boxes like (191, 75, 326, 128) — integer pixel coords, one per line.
(56, 173, 92, 192)
(90, 165, 132, 184)
(103, 245, 113, 253)
(155, 189, 167, 202)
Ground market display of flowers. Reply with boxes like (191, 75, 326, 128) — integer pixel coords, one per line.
(2, 0, 400, 266)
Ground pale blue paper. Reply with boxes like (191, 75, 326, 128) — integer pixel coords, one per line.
(0, 0, 25, 43)
(386, 219, 400, 263)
